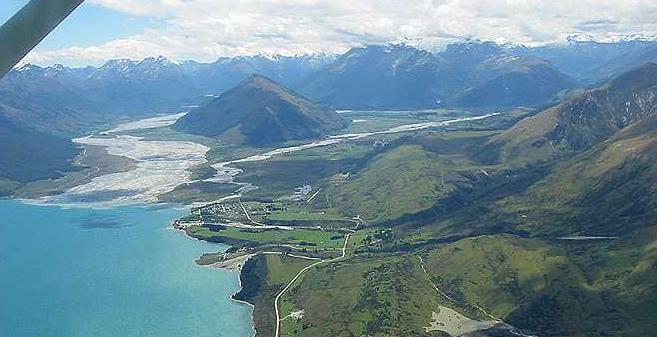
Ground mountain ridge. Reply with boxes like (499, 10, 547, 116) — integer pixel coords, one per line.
(173, 75, 347, 146)
(299, 43, 576, 109)
(480, 62, 657, 167)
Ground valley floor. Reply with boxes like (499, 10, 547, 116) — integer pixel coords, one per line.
(16, 107, 656, 337)
(170, 109, 550, 337)
(173, 107, 657, 337)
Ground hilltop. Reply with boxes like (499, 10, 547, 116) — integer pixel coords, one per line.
(173, 75, 347, 146)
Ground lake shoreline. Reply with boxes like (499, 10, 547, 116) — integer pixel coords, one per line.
(173, 222, 260, 336)
(1, 199, 255, 337)
(12, 110, 503, 337)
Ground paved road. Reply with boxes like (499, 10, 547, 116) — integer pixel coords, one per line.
(240, 201, 268, 226)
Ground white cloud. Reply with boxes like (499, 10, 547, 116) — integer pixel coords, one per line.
(25, 0, 657, 65)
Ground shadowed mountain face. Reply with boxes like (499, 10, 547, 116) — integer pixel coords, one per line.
(0, 69, 86, 192)
(298, 44, 451, 109)
(481, 63, 657, 167)
(514, 112, 657, 236)
(452, 59, 575, 107)
(423, 62, 657, 240)
(0, 115, 79, 185)
(489, 65, 657, 236)
(299, 43, 575, 109)
(0, 66, 98, 136)
(173, 75, 348, 146)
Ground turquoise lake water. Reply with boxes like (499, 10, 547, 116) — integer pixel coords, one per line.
(0, 199, 254, 337)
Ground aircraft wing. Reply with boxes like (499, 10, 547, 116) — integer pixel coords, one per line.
(0, 0, 84, 78)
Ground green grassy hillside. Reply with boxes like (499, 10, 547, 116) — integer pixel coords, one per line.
(424, 235, 600, 336)
(423, 233, 657, 337)
(235, 254, 315, 337)
(281, 255, 446, 337)
(174, 64, 657, 337)
(497, 113, 657, 237)
(326, 144, 456, 222)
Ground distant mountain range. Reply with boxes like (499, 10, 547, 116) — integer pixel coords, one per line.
(298, 42, 575, 109)
(298, 44, 450, 109)
(6, 39, 657, 117)
(7, 38, 656, 118)
(513, 38, 657, 84)
(4, 54, 334, 122)
(2, 38, 657, 192)
(173, 75, 347, 146)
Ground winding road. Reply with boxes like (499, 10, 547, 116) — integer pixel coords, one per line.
(273, 231, 353, 337)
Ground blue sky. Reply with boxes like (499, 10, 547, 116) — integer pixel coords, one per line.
(2, 0, 656, 67)
(0, 1, 164, 65)
(0, 1, 164, 48)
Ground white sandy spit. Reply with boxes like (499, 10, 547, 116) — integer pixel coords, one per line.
(424, 306, 498, 336)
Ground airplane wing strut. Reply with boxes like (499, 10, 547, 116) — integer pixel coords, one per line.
(0, 0, 85, 78)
